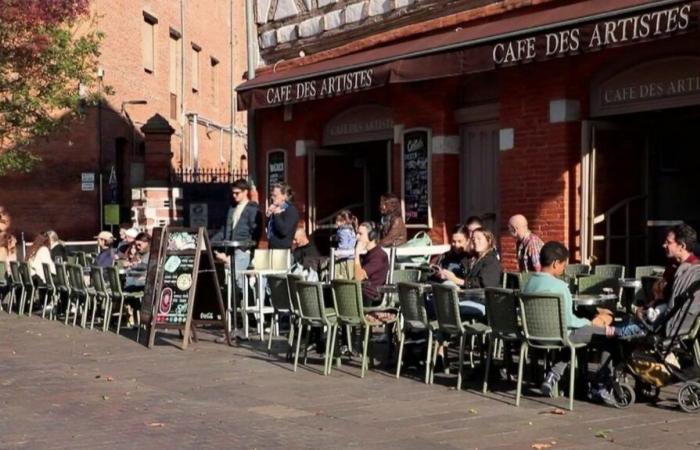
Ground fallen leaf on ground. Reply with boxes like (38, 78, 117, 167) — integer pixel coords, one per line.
(102, 395, 110, 401)
(531, 443, 552, 450)
(106, 377, 114, 382)
(595, 430, 612, 439)
(11, 351, 16, 355)
(95, 375, 101, 379)
(147, 422, 165, 428)
(468, 408, 479, 415)
(548, 408, 566, 415)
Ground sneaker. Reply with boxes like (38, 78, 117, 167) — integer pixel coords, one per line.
(598, 387, 618, 407)
(540, 370, 560, 398)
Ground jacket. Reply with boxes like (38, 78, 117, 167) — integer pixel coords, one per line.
(267, 202, 299, 249)
(225, 201, 262, 244)
(464, 250, 502, 289)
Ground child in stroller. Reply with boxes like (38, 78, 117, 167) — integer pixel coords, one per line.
(602, 279, 700, 411)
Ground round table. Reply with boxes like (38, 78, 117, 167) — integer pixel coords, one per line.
(572, 293, 618, 307)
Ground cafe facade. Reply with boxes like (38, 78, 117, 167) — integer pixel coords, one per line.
(238, 0, 700, 270)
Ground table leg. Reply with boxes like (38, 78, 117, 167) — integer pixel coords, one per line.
(258, 274, 264, 341)
(230, 252, 238, 337)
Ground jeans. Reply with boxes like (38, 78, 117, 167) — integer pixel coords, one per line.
(233, 249, 251, 291)
(614, 318, 646, 337)
(550, 325, 610, 378)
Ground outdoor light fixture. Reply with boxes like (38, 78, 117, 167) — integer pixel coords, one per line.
(120, 99, 148, 112)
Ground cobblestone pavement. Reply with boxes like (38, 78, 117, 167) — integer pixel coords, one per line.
(2, 314, 700, 450)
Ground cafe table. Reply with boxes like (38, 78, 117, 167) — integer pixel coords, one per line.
(572, 293, 618, 308)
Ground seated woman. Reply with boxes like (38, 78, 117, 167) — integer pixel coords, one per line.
(27, 232, 55, 284)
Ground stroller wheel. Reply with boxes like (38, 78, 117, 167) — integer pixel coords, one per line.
(635, 382, 661, 402)
(677, 381, 700, 413)
(611, 383, 636, 409)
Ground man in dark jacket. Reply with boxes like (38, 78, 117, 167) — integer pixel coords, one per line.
(266, 182, 299, 249)
(218, 179, 261, 289)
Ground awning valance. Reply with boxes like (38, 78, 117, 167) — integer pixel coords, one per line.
(237, 0, 698, 110)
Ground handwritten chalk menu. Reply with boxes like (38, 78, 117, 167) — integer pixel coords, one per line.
(267, 150, 286, 198)
(144, 227, 230, 350)
(402, 128, 432, 228)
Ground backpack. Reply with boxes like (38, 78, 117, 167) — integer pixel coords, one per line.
(396, 231, 433, 265)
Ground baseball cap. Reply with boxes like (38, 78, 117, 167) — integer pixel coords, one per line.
(94, 231, 114, 241)
(125, 228, 139, 239)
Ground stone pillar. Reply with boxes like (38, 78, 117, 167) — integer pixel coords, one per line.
(141, 113, 174, 187)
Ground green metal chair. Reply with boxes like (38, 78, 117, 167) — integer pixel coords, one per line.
(517, 292, 588, 410)
(0, 261, 10, 312)
(41, 263, 57, 319)
(634, 265, 664, 279)
(292, 280, 337, 375)
(518, 272, 536, 290)
(430, 283, 490, 390)
(482, 288, 522, 395)
(7, 262, 22, 314)
(267, 273, 295, 357)
(18, 262, 35, 316)
(330, 279, 387, 378)
(395, 282, 434, 383)
(594, 264, 625, 279)
(577, 275, 619, 295)
(564, 263, 590, 278)
(501, 271, 520, 289)
(104, 266, 143, 336)
(90, 266, 111, 332)
(66, 264, 95, 328)
(385, 269, 421, 306)
(53, 263, 72, 324)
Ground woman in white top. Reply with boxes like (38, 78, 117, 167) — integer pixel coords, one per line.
(26, 232, 55, 283)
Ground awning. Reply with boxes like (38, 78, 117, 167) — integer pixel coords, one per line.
(237, 0, 698, 110)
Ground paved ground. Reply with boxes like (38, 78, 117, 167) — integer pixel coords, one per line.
(2, 314, 700, 450)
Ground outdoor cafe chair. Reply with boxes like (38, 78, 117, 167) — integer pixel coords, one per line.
(395, 282, 434, 384)
(90, 266, 112, 332)
(293, 280, 337, 376)
(285, 273, 304, 353)
(66, 264, 95, 328)
(594, 264, 625, 279)
(330, 279, 394, 378)
(54, 263, 72, 324)
(577, 275, 619, 296)
(266, 273, 295, 358)
(518, 272, 536, 290)
(517, 292, 587, 411)
(384, 269, 420, 307)
(430, 283, 490, 390)
(8, 262, 23, 314)
(634, 265, 664, 279)
(18, 262, 36, 316)
(482, 288, 522, 396)
(564, 263, 590, 278)
(105, 266, 143, 336)
(0, 261, 10, 312)
(41, 263, 57, 319)
(502, 271, 520, 289)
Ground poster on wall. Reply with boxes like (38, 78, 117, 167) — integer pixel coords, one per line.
(267, 150, 286, 200)
(402, 128, 432, 228)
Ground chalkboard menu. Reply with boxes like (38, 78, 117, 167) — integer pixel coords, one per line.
(267, 150, 286, 198)
(402, 128, 432, 228)
(143, 227, 229, 349)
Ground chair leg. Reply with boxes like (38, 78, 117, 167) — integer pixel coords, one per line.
(395, 328, 406, 379)
(425, 330, 433, 385)
(329, 323, 339, 373)
(116, 296, 125, 334)
(103, 299, 111, 332)
(293, 322, 303, 372)
(568, 349, 576, 411)
(457, 334, 466, 391)
(483, 336, 495, 394)
(323, 325, 333, 376)
(27, 288, 35, 317)
(286, 318, 296, 362)
(468, 334, 475, 369)
(361, 326, 370, 378)
(267, 314, 276, 356)
(41, 290, 49, 319)
(136, 310, 142, 342)
(302, 325, 312, 366)
(90, 296, 98, 330)
(18, 289, 26, 316)
(345, 325, 353, 353)
(430, 336, 439, 384)
(516, 342, 528, 407)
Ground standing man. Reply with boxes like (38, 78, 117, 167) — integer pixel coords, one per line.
(217, 179, 261, 288)
(266, 182, 299, 249)
(508, 214, 545, 272)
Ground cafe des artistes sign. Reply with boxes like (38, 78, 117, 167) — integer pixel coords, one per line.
(265, 68, 376, 106)
(492, 3, 693, 65)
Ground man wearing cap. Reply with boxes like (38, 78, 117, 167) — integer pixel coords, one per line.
(95, 231, 116, 268)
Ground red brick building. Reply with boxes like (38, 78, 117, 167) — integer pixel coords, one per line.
(239, 0, 700, 270)
(1, 0, 249, 240)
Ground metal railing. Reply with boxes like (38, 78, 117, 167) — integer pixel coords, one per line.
(172, 167, 248, 184)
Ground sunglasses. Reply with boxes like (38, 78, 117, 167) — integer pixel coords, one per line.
(232, 190, 243, 195)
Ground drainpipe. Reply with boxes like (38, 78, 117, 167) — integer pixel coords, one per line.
(192, 113, 199, 170)
(180, 0, 186, 168)
(229, 0, 236, 174)
(245, 0, 257, 185)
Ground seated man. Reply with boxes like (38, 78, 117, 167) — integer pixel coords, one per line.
(95, 231, 116, 268)
(353, 222, 389, 305)
(523, 241, 614, 397)
(292, 227, 320, 269)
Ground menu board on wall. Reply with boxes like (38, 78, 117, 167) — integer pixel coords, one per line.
(267, 150, 286, 198)
(402, 128, 432, 228)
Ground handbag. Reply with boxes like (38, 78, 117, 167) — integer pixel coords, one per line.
(396, 231, 433, 265)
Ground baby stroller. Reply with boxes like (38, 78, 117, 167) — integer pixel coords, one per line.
(606, 280, 700, 412)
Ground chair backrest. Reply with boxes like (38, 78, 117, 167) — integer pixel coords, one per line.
(251, 249, 271, 270)
(635, 265, 664, 279)
(295, 280, 326, 322)
(285, 273, 303, 314)
(518, 292, 569, 348)
(0, 261, 7, 285)
(396, 282, 430, 330)
(390, 269, 421, 284)
(75, 252, 88, 267)
(484, 287, 520, 337)
(519, 272, 535, 290)
(577, 275, 619, 295)
(54, 263, 70, 291)
(430, 283, 464, 335)
(66, 264, 87, 292)
(18, 262, 34, 287)
(42, 263, 55, 290)
(594, 264, 625, 279)
(9, 261, 21, 285)
(104, 266, 123, 295)
(90, 266, 108, 295)
(67, 255, 78, 265)
(270, 249, 291, 270)
(565, 263, 590, 278)
(331, 279, 365, 324)
(502, 271, 520, 289)
(268, 273, 292, 312)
